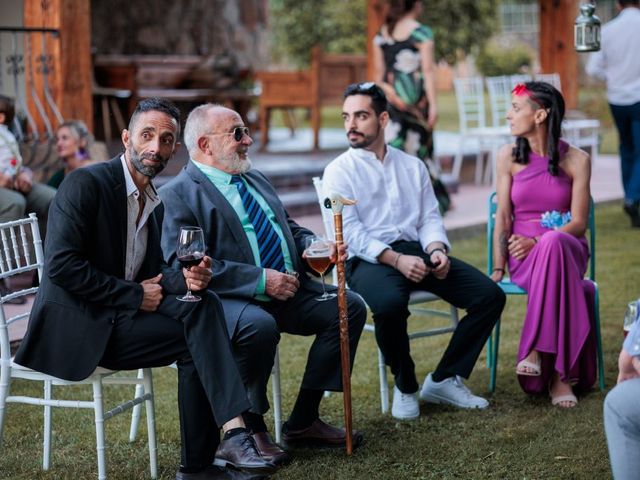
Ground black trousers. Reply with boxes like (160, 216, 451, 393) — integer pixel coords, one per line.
(252, 280, 367, 393)
(99, 291, 250, 470)
(346, 241, 505, 394)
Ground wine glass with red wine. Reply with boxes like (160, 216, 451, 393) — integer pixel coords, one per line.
(304, 235, 337, 302)
(176, 226, 205, 302)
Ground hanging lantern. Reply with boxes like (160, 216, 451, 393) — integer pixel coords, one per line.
(575, 3, 601, 52)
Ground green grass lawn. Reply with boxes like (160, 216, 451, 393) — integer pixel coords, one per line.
(1, 202, 636, 479)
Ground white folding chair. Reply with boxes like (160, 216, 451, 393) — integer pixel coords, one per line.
(313, 177, 459, 413)
(508, 74, 533, 88)
(452, 77, 511, 186)
(0, 214, 158, 480)
(534, 72, 562, 91)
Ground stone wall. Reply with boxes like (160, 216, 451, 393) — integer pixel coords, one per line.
(91, 0, 269, 71)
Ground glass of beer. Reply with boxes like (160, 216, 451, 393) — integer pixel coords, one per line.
(304, 235, 337, 302)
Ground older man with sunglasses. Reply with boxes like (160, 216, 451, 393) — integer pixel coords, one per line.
(158, 104, 367, 464)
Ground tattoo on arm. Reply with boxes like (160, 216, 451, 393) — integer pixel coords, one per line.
(499, 232, 509, 258)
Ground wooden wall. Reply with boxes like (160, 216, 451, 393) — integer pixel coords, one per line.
(24, 0, 93, 133)
(539, 0, 579, 108)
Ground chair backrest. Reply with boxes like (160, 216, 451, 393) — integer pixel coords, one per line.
(485, 75, 512, 128)
(312, 176, 335, 241)
(0, 213, 43, 364)
(486, 192, 596, 281)
(535, 72, 562, 91)
(508, 74, 533, 89)
(312, 176, 340, 285)
(453, 77, 487, 132)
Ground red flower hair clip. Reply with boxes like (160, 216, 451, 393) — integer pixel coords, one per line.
(512, 83, 546, 109)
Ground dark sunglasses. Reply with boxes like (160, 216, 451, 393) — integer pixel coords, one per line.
(207, 126, 250, 142)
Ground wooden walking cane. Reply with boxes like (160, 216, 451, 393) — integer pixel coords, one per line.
(324, 192, 357, 455)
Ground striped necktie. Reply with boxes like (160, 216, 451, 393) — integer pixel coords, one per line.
(230, 175, 286, 272)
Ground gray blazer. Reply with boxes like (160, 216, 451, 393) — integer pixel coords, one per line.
(158, 161, 316, 334)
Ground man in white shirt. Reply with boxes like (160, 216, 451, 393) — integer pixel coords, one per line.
(586, 0, 640, 227)
(323, 82, 505, 420)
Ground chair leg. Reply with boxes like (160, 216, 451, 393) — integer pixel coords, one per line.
(377, 348, 389, 414)
(100, 96, 112, 143)
(594, 287, 606, 391)
(0, 364, 10, 447)
(142, 369, 158, 479)
(92, 380, 107, 480)
(271, 347, 282, 444)
(43, 380, 52, 470)
(489, 320, 501, 393)
(129, 371, 144, 442)
(109, 97, 127, 132)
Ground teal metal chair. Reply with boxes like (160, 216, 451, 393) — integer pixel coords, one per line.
(486, 192, 605, 392)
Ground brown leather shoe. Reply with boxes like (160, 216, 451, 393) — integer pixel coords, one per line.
(281, 418, 364, 449)
(252, 432, 291, 465)
(213, 431, 278, 474)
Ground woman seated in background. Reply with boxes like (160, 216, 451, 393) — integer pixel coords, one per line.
(48, 120, 94, 188)
(491, 81, 597, 408)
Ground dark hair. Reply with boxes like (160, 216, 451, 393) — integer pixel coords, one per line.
(618, 1, 639, 7)
(343, 82, 388, 116)
(128, 97, 181, 134)
(512, 81, 565, 176)
(0, 95, 16, 126)
(385, 0, 420, 36)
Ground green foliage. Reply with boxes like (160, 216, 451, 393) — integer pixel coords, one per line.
(269, 0, 498, 67)
(421, 0, 499, 64)
(476, 41, 533, 77)
(269, 0, 367, 67)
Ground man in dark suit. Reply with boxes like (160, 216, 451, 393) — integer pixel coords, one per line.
(14, 98, 275, 480)
(159, 104, 367, 462)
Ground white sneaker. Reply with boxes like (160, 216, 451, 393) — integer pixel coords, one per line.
(419, 373, 489, 409)
(391, 386, 420, 420)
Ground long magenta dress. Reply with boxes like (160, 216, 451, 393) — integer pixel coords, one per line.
(508, 140, 597, 394)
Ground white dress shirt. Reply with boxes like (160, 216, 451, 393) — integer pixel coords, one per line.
(120, 155, 161, 281)
(586, 7, 640, 106)
(323, 145, 450, 263)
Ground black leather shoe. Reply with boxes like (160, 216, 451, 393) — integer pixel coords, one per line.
(282, 418, 364, 449)
(624, 202, 640, 227)
(252, 431, 291, 465)
(176, 465, 269, 479)
(213, 431, 278, 474)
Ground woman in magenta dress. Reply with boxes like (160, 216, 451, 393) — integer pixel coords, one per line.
(491, 81, 596, 408)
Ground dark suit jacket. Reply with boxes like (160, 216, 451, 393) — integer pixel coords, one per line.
(15, 157, 186, 381)
(158, 161, 316, 334)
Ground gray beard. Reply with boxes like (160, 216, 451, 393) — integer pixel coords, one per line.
(222, 152, 252, 174)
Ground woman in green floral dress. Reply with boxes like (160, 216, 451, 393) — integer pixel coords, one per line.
(373, 0, 437, 160)
(373, 0, 449, 213)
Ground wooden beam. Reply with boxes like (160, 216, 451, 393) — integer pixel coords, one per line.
(24, 0, 93, 135)
(366, 0, 386, 81)
(539, 0, 579, 108)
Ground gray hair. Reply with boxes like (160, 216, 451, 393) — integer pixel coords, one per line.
(184, 103, 224, 157)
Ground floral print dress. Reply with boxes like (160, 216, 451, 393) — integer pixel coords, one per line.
(374, 24, 434, 161)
